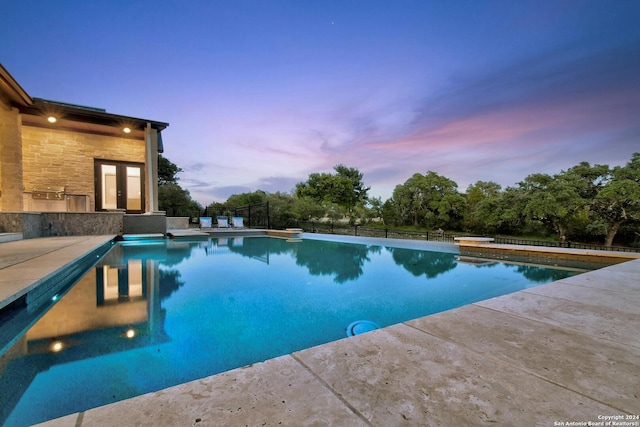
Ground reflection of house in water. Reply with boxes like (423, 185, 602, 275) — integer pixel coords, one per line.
(0, 242, 178, 425)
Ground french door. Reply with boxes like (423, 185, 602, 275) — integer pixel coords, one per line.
(95, 160, 145, 213)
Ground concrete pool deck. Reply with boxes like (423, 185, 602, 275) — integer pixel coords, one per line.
(0, 236, 638, 426)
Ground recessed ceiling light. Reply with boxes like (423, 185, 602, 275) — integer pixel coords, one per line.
(47, 116, 57, 123)
(123, 127, 131, 134)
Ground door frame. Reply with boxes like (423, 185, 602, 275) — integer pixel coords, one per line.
(94, 159, 145, 213)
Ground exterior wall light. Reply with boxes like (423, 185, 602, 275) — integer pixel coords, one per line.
(47, 116, 57, 123)
(123, 127, 131, 134)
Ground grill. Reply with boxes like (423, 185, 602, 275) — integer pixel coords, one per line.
(32, 186, 66, 200)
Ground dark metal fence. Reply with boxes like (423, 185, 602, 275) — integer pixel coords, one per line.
(492, 236, 639, 253)
(291, 220, 456, 243)
(288, 220, 640, 252)
(233, 202, 270, 229)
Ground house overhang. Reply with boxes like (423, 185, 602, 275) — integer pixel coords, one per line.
(0, 63, 32, 106)
(1, 63, 168, 148)
(20, 98, 168, 144)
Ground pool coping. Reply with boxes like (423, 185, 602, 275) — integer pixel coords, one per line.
(1, 235, 638, 425)
(0, 235, 116, 312)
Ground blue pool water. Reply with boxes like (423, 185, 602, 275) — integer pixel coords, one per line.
(0, 236, 579, 426)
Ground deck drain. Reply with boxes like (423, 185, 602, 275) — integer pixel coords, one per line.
(346, 320, 381, 337)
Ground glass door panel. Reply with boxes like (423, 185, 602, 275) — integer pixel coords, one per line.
(126, 166, 142, 211)
(101, 165, 118, 210)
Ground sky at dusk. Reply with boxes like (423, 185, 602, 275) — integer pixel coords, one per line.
(2, 1, 639, 204)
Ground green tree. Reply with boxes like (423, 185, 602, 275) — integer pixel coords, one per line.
(518, 172, 586, 242)
(333, 164, 370, 211)
(226, 190, 268, 208)
(355, 196, 383, 224)
(385, 171, 466, 229)
(158, 183, 202, 218)
(591, 153, 640, 246)
(381, 198, 401, 226)
(157, 155, 202, 218)
(292, 196, 325, 220)
(264, 191, 296, 229)
(465, 181, 502, 233)
(295, 165, 369, 214)
(158, 154, 183, 185)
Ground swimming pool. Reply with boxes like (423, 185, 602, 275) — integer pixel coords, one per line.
(0, 235, 580, 426)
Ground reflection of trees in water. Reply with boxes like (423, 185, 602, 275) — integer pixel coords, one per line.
(387, 247, 457, 279)
(229, 238, 378, 283)
(227, 237, 293, 259)
(512, 265, 572, 283)
(159, 269, 185, 300)
(295, 241, 373, 283)
(162, 244, 197, 267)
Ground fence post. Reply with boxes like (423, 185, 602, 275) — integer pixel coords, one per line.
(385, 228, 388, 238)
(426, 231, 429, 241)
(266, 201, 270, 229)
(355, 225, 358, 236)
(331, 222, 334, 234)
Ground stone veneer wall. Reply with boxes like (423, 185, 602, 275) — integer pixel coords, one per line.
(20, 126, 146, 211)
(459, 246, 628, 270)
(166, 217, 189, 230)
(0, 212, 171, 237)
(0, 98, 24, 211)
(123, 213, 166, 235)
(0, 213, 41, 238)
(39, 212, 124, 237)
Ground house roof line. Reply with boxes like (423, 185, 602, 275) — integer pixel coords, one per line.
(22, 98, 169, 132)
(0, 63, 33, 106)
(0, 63, 168, 132)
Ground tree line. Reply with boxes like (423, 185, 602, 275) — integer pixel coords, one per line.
(158, 153, 640, 247)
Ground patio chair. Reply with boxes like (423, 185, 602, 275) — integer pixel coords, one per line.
(217, 216, 230, 229)
(232, 217, 244, 229)
(199, 217, 212, 229)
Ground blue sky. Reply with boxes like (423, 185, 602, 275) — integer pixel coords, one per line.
(2, 1, 639, 204)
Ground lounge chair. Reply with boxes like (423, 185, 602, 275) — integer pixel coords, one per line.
(199, 217, 212, 229)
(217, 216, 230, 229)
(232, 217, 244, 228)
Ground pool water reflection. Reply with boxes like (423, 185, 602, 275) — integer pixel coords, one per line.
(0, 236, 578, 426)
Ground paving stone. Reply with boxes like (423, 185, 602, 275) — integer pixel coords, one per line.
(525, 281, 640, 315)
(476, 290, 640, 348)
(295, 324, 619, 426)
(75, 355, 368, 427)
(407, 305, 640, 412)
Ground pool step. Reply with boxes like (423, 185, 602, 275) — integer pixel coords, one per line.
(122, 233, 166, 241)
(166, 230, 209, 239)
(0, 233, 23, 243)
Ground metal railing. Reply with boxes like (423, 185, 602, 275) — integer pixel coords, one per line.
(289, 220, 640, 252)
(291, 221, 456, 243)
(233, 202, 270, 229)
(492, 237, 639, 253)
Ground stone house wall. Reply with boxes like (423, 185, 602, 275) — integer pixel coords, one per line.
(0, 97, 24, 211)
(20, 126, 146, 212)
